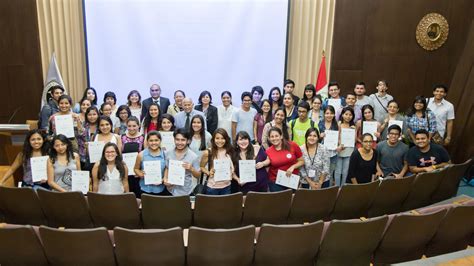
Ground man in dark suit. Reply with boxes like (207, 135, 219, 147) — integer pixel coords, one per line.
(141, 83, 171, 118)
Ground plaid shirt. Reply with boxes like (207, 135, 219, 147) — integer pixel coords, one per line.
(406, 110, 437, 133)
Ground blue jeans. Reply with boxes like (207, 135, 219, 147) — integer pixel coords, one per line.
(205, 185, 231, 195)
(335, 156, 351, 187)
(268, 182, 290, 192)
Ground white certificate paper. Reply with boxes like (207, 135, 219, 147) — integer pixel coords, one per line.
(275, 170, 299, 190)
(327, 98, 341, 112)
(71, 170, 90, 194)
(239, 160, 256, 183)
(54, 114, 75, 138)
(362, 121, 378, 140)
(323, 130, 339, 150)
(340, 128, 356, 148)
(160, 131, 175, 151)
(144, 161, 162, 185)
(213, 159, 231, 182)
(30, 156, 49, 182)
(388, 120, 404, 131)
(88, 141, 105, 163)
(167, 159, 185, 186)
(122, 152, 138, 175)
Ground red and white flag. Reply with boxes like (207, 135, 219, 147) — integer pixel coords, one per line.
(315, 54, 328, 99)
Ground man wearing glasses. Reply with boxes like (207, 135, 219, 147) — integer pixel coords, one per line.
(289, 101, 315, 146)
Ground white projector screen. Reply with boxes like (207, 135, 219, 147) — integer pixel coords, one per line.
(83, 0, 289, 106)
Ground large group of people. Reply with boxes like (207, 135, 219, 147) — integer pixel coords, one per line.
(0, 80, 454, 196)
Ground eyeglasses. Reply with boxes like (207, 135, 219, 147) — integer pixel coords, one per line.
(362, 140, 373, 143)
(298, 110, 307, 113)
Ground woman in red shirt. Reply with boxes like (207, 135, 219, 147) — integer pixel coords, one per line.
(258, 127, 304, 192)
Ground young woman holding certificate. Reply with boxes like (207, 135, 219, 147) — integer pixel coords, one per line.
(189, 115, 212, 159)
(200, 128, 235, 195)
(318, 106, 339, 185)
(94, 116, 123, 151)
(134, 131, 169, 196)
(347, 133, 381, 184)
(47, 134, 81, 192)
(48, 95, 80, 149)
(334, 106, 356, 186)
(299, 128, 331, 189)
(355, 104, 380, 148)
(77, 106, 100, 172)
(0, 129, 50, 189)
(92, 143, 129, 194)
(258, 127, 304, 192)
(233, 131, 268, 193)
(121, 116, 144, 197)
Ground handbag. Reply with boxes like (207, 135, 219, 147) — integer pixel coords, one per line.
(192, 149, 210, 195)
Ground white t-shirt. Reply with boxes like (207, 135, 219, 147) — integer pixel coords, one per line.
(232, 107, 258, 140)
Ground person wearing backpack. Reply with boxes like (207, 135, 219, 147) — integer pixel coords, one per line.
(289, 101, 317, 146)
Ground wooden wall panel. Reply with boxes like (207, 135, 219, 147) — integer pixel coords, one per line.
(0, 0, 43, 124)
(331, 0, 474, 111)
(331, 0, 474, 162)
(448, 20, 474, 162)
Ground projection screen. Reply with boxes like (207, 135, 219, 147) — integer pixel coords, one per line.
(83, 0, 289, 105)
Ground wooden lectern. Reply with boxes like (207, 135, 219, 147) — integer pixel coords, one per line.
(0, 124, 31, 186)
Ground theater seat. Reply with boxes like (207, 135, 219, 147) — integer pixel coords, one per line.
(114, 226, 185, 266)
(37, 189, 93, 228)
(368, 176, 414, 217)
(372, 209, 447, 264)
(87, 192, 141, 229)
(315, 215, 388, 266)
(242, 190, 292, 226)
(288, 187, 338, 223)
(0, 224, 48, 266)
(187, 225, 255, 266)
(254, 221, 323, 266)
(141, 194, 192, 229)
(39, 226, 116, 265)
(0, 187, 47, 225)
(330, 180, 380, 220)
(193, 192, 243, 229)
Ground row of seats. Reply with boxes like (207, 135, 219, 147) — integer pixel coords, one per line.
(0, 160, 471, 229)
(1, 200, 473, 266)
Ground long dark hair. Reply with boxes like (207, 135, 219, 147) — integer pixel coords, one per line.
(268, 87, 283, 107)
(268, 127, 290, 151)
(407, 96, 427, 118)
(233, 131, 255, 162)
(98, 116, 114, 134)
(97, 142, 126, 181)
(85, 106, 100, 126)
(323, 105, 338, 130)
(302, 84, 316, 101)
(81, 87, 97, 105)
(142, 103, 161, 132)
(160, 113, 175, 131)
(210, 128, 233, 166)
(360, 104, 375, 134)
(260, 99, 273, 124)
(339, 106, 355, 126)
(189, 115, 207, 151)
(50, 134, 75, 164)
(22, 129, 49, 169)
(304, 128, 321, 153)
(273, 107, 290, 140)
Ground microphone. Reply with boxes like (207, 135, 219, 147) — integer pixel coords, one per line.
(7, 106, 23, 124)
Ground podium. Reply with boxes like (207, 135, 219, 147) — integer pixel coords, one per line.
(0, 124, 31, 186)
